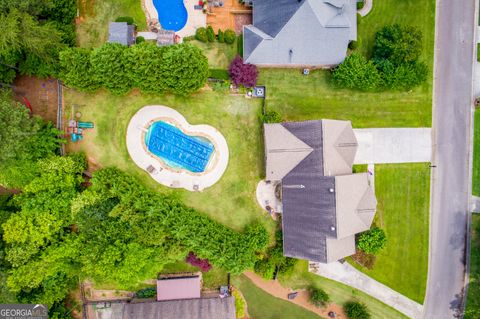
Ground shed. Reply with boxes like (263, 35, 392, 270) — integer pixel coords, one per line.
(108, 22, 135, 46)
(157, 30, 176, 46)
(156, 274, 201, 301)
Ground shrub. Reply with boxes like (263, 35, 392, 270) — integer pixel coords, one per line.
(310, 287, 330, 307)
(217, 29, 225, 43)
(209, 69, 230, 80)
(377, 59, 428, 90)
(115, 16, 134, 25)
(136, 36, 145, 44)
(136, 287, 156, 298)
(224, 29, 236, 44)
(228, 55, 258, 88)
(357, 227, 387, 255)
(186, 251, 212, 272)
(59, 48, 100, 92)
(211, 81, 230, 92)
(348, 41, 358, 50)
(232, 290, 246, 318)
(373, 24, 423, 65)
(344, 301, 371, 319)
(254, 258, 276, 280)
(237, 34, 244, 57)
(261, 110, 283, 123)
(195, 27, 208, 42)
(206, 26, 215, 42)
(332, 53, 380, 91)
(356, 0, 365, 10)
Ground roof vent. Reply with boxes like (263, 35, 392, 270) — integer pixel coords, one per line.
(329, 188, 334, 193)
(330, 226, 336, 231)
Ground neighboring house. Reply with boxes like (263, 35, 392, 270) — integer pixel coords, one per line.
(108, 22, 135, 46)
(264, 120, 377, 263)
(243, 0, 357, 66)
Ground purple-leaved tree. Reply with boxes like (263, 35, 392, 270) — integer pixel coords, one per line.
(228, 55, 258, 88)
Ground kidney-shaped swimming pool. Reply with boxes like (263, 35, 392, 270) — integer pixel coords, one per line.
(153, 0, 188, 32)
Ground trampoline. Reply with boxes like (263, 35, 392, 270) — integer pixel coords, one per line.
(145, 121, 215, 173)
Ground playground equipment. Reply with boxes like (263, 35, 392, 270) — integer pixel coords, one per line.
(68, 120, 94, 142)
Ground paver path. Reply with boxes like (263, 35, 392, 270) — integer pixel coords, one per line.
(353, 128, 431, 164)
(357, 0, 373, 17)
(309, 262, 423, 319)
(243, 271, 345, 319)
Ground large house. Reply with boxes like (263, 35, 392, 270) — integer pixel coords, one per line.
(264, 120, 377, 263)
(243, 0, 357, 66)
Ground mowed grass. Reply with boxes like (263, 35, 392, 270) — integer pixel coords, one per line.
(188, 40, 238, 69)
(278, 261, 408, 319)
(465, 214, 480, 319)
(64, 89, 274, 233)
(77, 0, 147, 48)
(349, 164, 430, 304)
(258, 0, 435, 128)
(472, 109, 480, 195)
(232, 275, 320, 319)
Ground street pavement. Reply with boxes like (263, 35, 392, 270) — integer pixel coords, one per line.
(423, 0, 476, 318)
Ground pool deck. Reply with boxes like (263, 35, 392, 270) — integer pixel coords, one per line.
(143, 0, 206, 38)
(126, 105, 229, 192)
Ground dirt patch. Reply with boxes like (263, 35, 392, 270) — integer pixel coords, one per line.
(13, 76, 58, 124)
(244, 271, 346, 319)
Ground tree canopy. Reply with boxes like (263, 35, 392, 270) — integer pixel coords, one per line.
(373, 24, 423, 65)
(357, 227, 387, 255)
(332, 53, 381, 91)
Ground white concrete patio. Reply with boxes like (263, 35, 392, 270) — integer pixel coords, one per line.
(126, 105, 229, 191)
(353, 128, 432, 164)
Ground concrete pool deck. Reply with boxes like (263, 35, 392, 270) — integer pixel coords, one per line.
(126, 105, 229, 191)
(143, 0, 206, 38)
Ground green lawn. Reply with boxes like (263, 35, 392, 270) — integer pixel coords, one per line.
(65, 89, 273, 233)
(349, 164, 430, 304)
(472, 109, 480, 195)
(232, 275, 320, 319)
(277, 261, 408, 319)
(257, 0, 435, 128)
(465, 214, 480, 319)
(161, 261, 228, 290)
(77, 0, 147, 48)
(188, 40, 238, 69)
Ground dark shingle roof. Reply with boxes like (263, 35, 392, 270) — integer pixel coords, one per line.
(253, 0, 303, 38)
(108, 22, 135, 46)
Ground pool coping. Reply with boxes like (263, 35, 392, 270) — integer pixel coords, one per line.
(126, 105, 229, 191)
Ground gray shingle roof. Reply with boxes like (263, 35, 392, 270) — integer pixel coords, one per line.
(108, 22, 135, 46)
(244, 0, 357, 66)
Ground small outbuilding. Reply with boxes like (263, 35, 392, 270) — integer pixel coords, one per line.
(108, 22, 135, 46)
(157, 29, 176, 46)
(156, 274, 201, 301)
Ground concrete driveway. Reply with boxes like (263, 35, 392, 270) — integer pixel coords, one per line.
(353, 128, 431, 164)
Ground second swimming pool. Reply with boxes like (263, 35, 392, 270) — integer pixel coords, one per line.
(145, 121, 215, 173)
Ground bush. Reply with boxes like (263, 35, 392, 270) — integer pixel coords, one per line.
(373, 24, 423, 65)
(261, 110, 283, 123)
(209, 69, 230, 80)
(344, 301, 371, 319)
(136, 36, 145, 44)
(310, 287, 330, 307)
(211, 81, 230, 92)
(332, 53, 380, 91)
(254, 258, 276, 279)
(237, 34, 244, 57)
(195, 27, 208, 42)
(356, 1, 365, 10)
(228, 55, 258, 88)
(115, 16, 134, 25)
(206, 26, 215, 42)
(224, 29, 236, 44)
(348, 41, 358, 50)
(186, 251, 212, 272)
(136, 287, 156, 298)
(232, 290, 246, 318)
(377, 59, 428, 90)
(357, 227, 387, 255)
(217, 29, 225, 43)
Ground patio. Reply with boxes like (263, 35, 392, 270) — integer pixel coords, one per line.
(206, 0, 251, 34)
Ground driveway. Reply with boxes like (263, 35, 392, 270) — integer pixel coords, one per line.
(353, 128, 431, 164)
(423, 0, 476, 317)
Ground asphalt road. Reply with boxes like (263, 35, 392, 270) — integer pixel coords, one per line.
(423, 0, 476, 318)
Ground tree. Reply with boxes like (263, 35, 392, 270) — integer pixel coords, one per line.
(310, 287, 330, 307)
(90, 43, 132, 95)
(332, 53, 380, 91)
(206, 26, 215, 42)
(224, 29, 236, 44)
(261, 110, 283, 123)
(59, 48, 100, 91)
(217, 29, 225, 43)
(373, 24, 423, 65)
(344, 301, 371, 319)
(376, 59, 428, 90)
(195, 27, 208, 42)
(228, 55, 258, 88)
(357, 227, 387, 255)
(160, 44, 209, 95)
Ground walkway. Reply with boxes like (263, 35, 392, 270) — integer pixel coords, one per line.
(309, 262, 423, 319)
(353, 128, 431, 164)
(357, 0, 373, 17)
(243, 271, 345, 319)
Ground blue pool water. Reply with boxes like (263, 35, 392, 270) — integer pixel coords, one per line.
(153, 0, 188, 32)
(145, 121, 215, 173)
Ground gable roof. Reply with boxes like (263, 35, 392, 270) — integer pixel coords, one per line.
(244, 0, 356, 65)
(108, 22, 135, 46)
(322, 119, 358, 176)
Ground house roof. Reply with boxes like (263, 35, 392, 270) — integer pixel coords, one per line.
(264, 120, 376, 263)
(121, 298, 235, 319)
(156, 275, 201, 301)
(244, 0, 356, 65)
(108, 22, 135, 46)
